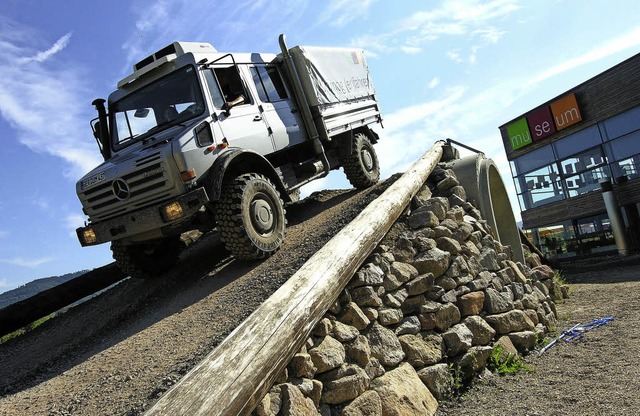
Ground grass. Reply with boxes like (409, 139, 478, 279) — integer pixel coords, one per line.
(487, 345, 532, 375)
(0, 313, 56, 344)
(553, 270, 568, 286)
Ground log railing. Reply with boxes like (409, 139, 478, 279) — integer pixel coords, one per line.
(145, 141, 445, 416)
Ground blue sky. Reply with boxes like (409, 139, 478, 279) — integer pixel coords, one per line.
(1, 0, 639, 293)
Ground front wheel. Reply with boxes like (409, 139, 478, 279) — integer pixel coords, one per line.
(111, 237, 181, 279)
(215, 173, 286, 260)
(340, 132, 380, 189)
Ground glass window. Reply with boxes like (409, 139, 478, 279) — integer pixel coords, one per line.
(251, 66, 288, 103)
(205, 65, 252, 109)
(603, 130, 640, 161)
(511, 144, 554, 175)
(515, 163, 564, 210)
(574, 213, 616, 255)
(610, 155, 640, 180)
(114, 108, 157, 145)
(204, 70, 225, 109)
(564, 165, 611, 197)
(553, 125, 602, 159)
(559, 145, 606, 177)
(533, 221, 576, 258)
(110, 66, 205, 150)
(601, 106, 640, 140)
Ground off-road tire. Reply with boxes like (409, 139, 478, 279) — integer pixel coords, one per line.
(340, 132, 380, 189)
(215, 173, 286, 260)
(111, 237, 181, 279)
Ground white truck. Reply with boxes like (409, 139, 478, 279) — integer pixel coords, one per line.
(75, 35, 382, 279)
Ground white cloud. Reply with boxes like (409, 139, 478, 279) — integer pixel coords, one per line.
(473, 26, 506, 44)
(18, 32, 72, 64)
(0, 256, 54, 268)
(427, 77, 440, 89)
(32, 196, 50, 211)
(524, 26, 640, 89)
(0, 20, 102, 180)
(0, 278, 9, 289)
(350, 0, 519, 57)
(64, 213, 86, 238)
(447, 49, 464, 63)
(469, 45, 480, 64)
(403, 0, 520, 27)
(319, 0, 376, 28)
(401, 46, 422, 55)
(123, 0, 311, 64)
(65, 213, 86, 230)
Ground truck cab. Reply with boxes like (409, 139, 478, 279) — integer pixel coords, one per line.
(76, 36, 382, 279)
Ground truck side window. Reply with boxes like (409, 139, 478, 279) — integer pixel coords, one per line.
(204, 70, 225, 109)
(205, 66, 252, 110)
(251, 66, 288, 103)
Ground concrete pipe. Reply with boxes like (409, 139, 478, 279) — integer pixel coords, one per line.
(449, 153, 525, 263)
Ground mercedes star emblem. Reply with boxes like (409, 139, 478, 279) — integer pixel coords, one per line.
(112, 179, 130, 200)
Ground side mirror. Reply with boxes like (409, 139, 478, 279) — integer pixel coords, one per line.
(134, 108, 150, 118)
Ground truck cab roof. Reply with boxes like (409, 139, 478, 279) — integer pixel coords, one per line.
(116, 41, 278, 90)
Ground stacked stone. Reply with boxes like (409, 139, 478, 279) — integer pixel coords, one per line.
(253, 164, 567, 416)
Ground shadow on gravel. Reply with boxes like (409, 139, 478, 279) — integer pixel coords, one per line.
(0, 231, 249, 396)
(559, 253, 640, 284)
(0, 183, 389, 400)
(286, 189, 359, 227)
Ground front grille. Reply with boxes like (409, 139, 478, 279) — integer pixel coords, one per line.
(81, 152, 177, 222)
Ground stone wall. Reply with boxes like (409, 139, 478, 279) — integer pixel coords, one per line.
(252, 162, 566, 416)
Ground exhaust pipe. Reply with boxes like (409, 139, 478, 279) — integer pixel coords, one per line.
(92, 98, 111, 160)
(278, 34, 330, 185)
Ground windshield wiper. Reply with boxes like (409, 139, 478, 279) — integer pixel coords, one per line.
(141, 120, 185, 143)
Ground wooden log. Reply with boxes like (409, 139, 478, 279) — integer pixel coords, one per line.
(0, 263, 126, 337)
(144, 141, 445, 416)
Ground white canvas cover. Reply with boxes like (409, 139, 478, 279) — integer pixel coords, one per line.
(289, 46, 376, 108)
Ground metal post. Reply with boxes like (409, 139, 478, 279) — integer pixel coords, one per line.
(599, 178, 630, 256)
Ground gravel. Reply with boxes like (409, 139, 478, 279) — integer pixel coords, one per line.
(2, 180, 638, 416)
(437, 255, 640, 416)
(0, 179, 393, 416)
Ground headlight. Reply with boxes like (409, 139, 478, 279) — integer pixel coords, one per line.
(162, 202, 184, 221)
(82, 228, 97, 245)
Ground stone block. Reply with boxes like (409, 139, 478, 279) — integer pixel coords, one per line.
(309, 335, 345, 374)
(370, 363, 438, 416)
(457, 291, 485, 317)
(485, 310, 535, 335)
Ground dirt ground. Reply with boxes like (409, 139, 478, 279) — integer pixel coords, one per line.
(438, 254, 640, 416)
(0, 182, 392, 416)
(1, 177, 639, 415)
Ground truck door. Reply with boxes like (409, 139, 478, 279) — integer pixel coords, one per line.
(203, 65, 274, 155)
(250, 65, 306, 151)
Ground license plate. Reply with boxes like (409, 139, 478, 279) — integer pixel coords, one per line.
(81, 172, 106, 189)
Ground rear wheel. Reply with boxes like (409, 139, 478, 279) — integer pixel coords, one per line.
(340, 132, 380, 189)
(215, 173, 286, 260)
(111, 237, 181, 279)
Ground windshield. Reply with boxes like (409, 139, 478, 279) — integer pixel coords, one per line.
(110, 66, 205, 150)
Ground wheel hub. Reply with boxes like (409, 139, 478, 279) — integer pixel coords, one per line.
(250, 198, 274, 234)
(361, 148, 374, 171)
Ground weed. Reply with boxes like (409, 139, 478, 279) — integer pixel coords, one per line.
(553, 270, 567, 286)
(449, 363, 464, 391)
(487, 345, 532, 375)
(0, 313, 55, 344)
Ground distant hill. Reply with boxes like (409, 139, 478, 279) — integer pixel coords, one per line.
(0, 271, 88, 310)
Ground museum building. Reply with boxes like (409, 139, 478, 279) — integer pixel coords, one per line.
(499, 52, 640, 258)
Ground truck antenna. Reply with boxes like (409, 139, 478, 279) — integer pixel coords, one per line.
(140, 35, 151, 55)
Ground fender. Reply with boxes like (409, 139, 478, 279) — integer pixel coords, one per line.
(335, 126, 379, 159)
(201, 148, 291, 202)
